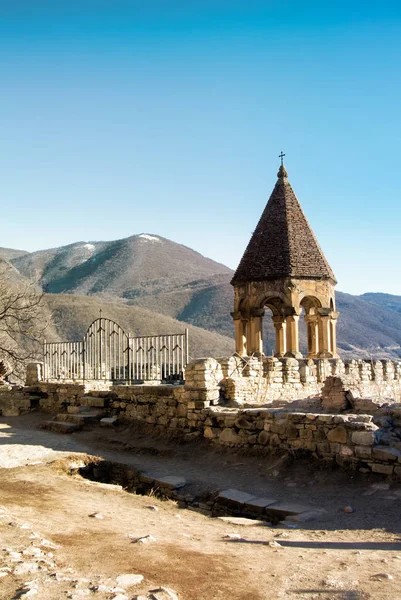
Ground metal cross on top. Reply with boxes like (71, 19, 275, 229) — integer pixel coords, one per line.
(279, 151, 285, 166)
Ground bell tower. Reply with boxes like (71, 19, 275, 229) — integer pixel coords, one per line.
(231, 157, 339, 358)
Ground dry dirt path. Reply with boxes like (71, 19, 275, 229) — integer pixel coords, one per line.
(0, 413, 401, 600)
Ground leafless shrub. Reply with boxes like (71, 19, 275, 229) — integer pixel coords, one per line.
(0, 261, 50, 381)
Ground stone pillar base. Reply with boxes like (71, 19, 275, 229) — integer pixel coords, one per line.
(285, 350, 303, 359)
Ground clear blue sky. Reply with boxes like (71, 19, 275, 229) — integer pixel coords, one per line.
(1, 1, 400, 295)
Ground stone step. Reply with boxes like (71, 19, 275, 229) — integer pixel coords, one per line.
(55, 412, 105, 425)
(140, 473, 187, 490)
(80, 396, 109, 408)
(43, 421, 82, 434)
(67, 405, 93, 414)
(215, 488, 315, 521)
(100, 417, 119, 427)
(264, 502, 315, 520)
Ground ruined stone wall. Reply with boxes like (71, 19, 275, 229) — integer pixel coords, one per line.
(8, 356, 399, 480)
(217, 356, 401, 404)
(2, 357, 401, 480)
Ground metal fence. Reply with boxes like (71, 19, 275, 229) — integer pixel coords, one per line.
(43, 317, 189, 383)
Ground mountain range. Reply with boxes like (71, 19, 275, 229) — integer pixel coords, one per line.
(2, 233, 401, 360)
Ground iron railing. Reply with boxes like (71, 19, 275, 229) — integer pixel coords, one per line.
(43, 317, 189, 383)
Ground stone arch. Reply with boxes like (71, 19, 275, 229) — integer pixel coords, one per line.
(300, 296, 321, 358)
(300, 294, 322, 312)
(257, 291, 289, 313)
(261, 295, 288, 358)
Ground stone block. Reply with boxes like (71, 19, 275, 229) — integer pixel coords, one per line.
(355, 445, 372, 459)
(372, 446, 401, 462)
(204, 426, 219, 439)
(153, 475, 187, 490)
(100, 417, 119, 427)
(351, 431, 375, 446)
(339, 445, 353, 456)
(371, 463, 394, 475)
(316, 442, 331, 454)
(243, 497, 277, 513)
(269, 433, 280, 446)
(327, 426, 347, 444)
(219, 428, 242, 444)
(235, 416, 254, 429)
(42, 421, 81, 433)
(217, 489, 257, 505)
(257, 430, 270, 445)
(265, 502, 314, 520)
(286, 423, 298, 438)
(1, 407, 20, 416)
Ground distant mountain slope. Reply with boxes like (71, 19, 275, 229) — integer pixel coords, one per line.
(361, 293, 401, 316)
(128, 273, 234, 336)
(0, 247, 29, 262)
(336, 292, 401, 357)
(44, 293, 235, 359)
(12, 234, 232, 298)
(5, 235, 401, 359)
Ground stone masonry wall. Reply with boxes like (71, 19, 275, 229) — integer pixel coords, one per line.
(7, 355, 400, 481)
(218, 356, 401, 405)
(2, 357, 401, 480)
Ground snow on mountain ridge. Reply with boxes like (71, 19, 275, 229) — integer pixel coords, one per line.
(138, 234, 161, 243)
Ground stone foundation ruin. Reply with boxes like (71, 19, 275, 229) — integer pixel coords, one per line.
(2, 353, 400, 481)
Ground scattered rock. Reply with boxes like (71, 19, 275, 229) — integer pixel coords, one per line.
(20, 587, 38, 598)
(269, 540, 282, 548)
(223, 533, 243, 540)
(129, 534, 157, 544)
(116, 574, 144, 587)
(343, 506, 354, 513)
(148, 587, 179, 600)
(13, 562, 40, 576)
(40, 539, 58, 549)
(23, 546, 43, 557)
(217, 516, 267, 526)
(370, 573, 393, 581)
(146, 505, 159, 511)
(88, 512, 104, 519)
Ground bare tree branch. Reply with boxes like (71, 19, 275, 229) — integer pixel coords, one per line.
(0, 262, 51, 381)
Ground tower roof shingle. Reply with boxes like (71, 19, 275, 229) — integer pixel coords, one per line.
(231, 164, 336, 285)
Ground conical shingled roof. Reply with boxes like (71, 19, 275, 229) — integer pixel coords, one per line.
(231, 164, 336, 284)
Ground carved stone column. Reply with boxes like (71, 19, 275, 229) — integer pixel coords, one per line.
(231, 312, 248, 356)
(330, 311, 339, 357)
(305, 313, 319, 358)
(284, 308, 302, 358)
(272, 315, 287, 357)
(248, 308, 265, 354)
(317, 308, 333, 358)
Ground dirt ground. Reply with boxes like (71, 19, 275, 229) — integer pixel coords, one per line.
(1, 413, 401, 600)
